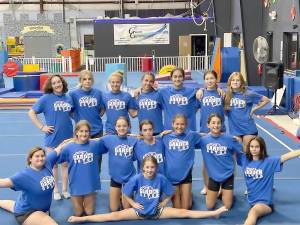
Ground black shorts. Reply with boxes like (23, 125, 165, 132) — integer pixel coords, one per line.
(251, 203, 274, 212)
(110, 178, 123, 188)
(175, 168, 193, 185)
(238, 132, 258, 138)
(15, 211, 36, 225)
(135, 207, 164, 219)
(208, 175, 234, 191)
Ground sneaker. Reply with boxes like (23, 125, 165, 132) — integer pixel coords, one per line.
(53, 192, 62, 200)
(62, 191, 71, 199)
(200, 187, 207, 195)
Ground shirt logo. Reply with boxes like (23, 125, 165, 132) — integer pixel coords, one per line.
(206, 143, 227, 155)
(79, 96, 97, 107)
(143, 152, 163, 163)
(107, 99, 125, 110)
(202, 96, 222, 107)
(73, 151, 94, 164)
(140, 185, 160, 199)
(40, 176, 55, 191)
(230, 98, 246, 108)
(115, 144, 133, 158)
(169, 94, 188, 105)
(139, 98, 157, 110)
(53, 101, 72, 112)
(169, 139, 189, 151)
(244, 167, 263, 179)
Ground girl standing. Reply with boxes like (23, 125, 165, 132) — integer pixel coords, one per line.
(68, 155, 228, 223)
(224, 72, 269, 149)
(237, 136, 300, 225)
(102, 71, 137, 134)
(28, 74, 73, 200)
(58, 120, 105, 216)
(199, 113, 243, 210)
(162, 114, 201, 209)
(98, 116, 138, 211)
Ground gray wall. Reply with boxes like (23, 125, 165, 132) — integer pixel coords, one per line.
(94, 18, 216, 57)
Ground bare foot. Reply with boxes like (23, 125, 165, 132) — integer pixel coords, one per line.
(68, 216, 84, 223)
(213, 206, 228, 219)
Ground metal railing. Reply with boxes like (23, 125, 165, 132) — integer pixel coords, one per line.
(9, 56, 72, 73)
(86, 55, 211, 72)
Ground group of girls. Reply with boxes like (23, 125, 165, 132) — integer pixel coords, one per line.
(0, 67, 299, 225)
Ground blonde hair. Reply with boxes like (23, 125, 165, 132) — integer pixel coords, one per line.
(27, 147, 46, 166)
(74, 120, 91, 138)
(78, 70, 94, 88)
(224, 72, 247, 110)
(109, 71, 124, 84)
(172, 114, 187, 125)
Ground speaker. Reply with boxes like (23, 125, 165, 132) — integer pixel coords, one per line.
(262, 62, 284, 89)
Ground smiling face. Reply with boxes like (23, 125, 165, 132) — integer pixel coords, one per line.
(109, 74, 122, 93)
(141, 74, 155, 92)
(230, 74, 242, 91)
(29, 150, 46, 169)
(172, 116, 186, 135)
(115, 118, 129, 136)
(75, 125, 90, 144)
(80, 74, 93, 91)
(207, 115, 222, 135)
(51, 76, 63, 95)
(204, 72, 218, 90)
(171, 69, 184, 89)
(142, 159, 157, 179)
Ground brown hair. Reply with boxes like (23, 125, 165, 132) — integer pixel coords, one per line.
(172, 114, 187, 125)
(43, 74, 68, 94)
(74, 120, 91, 138)
(170, 67, 185, 78)
(79, 70, 94, 87)
(115, 116, 131, 127)
(207, 113, 223, 124)
(27, 147, 46, 166)
(246, 136, 268, 161)
(139, 120, 154, 133)
(142, 154, 158, 171)
(203, 70, 218, 80)
(141, 72, 155, 81)
(224, 72, 247, 110)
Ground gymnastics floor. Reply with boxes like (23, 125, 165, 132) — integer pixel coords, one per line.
(0, 72, 300, 224)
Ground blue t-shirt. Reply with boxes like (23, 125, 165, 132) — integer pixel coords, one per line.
(136, 90, 164, 134)
(32, 93, 73, 148)
(58, 140, 105, 196)
(10, 151, 58, 214)
(99, 135, 137, 184)
(238, 155, 282, 206)
(122, 173, 174, 216)
(227, 91, 263, 136)
(103, 91, 136, 134)
(158, 87, 198, 131)
(134, 138, 165, 175)
(199, 133, 243, 182)
(162, 131, 201, 184)
(198, 89, 225, 133)
(69, 88, 104, 136)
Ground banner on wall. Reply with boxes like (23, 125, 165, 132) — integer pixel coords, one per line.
(114, 23, 170, 45)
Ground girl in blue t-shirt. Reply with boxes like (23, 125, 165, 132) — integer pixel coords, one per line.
(135, 72, 163, 135)
(28, 74, 73, 201)
(102, 71, 137, 134)
(158, 67, 198, 131)
(135, 120, 165, 175)
(224, 72, 269, 150)
(0, 144, 66, 225)
(69, 70, 105, 138)
(58, 120, 105, 217)
(237, 136, 300, 225)
(162, 114, 201, 209)
(98, 116, 138, 212)
(68, 155, 227, 223)
(196, 70, 226, 195)
(200, 113, 243, 210)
